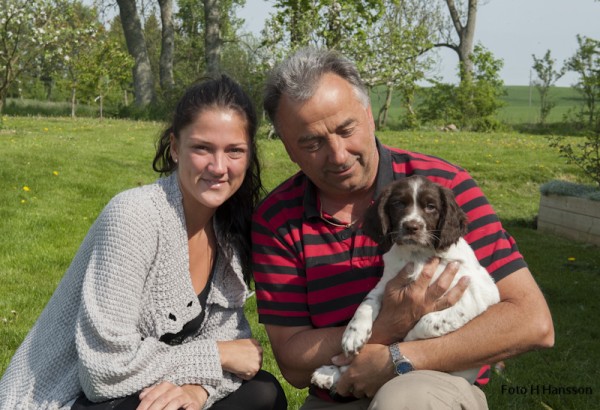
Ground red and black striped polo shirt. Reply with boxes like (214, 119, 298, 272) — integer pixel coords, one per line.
(252, 140, 526, 329)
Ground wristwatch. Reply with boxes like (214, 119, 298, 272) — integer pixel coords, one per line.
(389, 342, 414, 375)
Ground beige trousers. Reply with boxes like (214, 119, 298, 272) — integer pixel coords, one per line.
(299, 370, 488, 410)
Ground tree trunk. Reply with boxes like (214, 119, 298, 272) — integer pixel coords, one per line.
(158, 0, 175, 91)
(377, 85, 394, 130)
(71, 88, 76, 118)
(203, 0, 222, 77)
(445, 0, 478, 83)
(116, 0, 155, 106)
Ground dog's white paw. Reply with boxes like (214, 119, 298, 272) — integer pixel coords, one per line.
(311, 365, 341, 390)
(341, 317, 372, 355)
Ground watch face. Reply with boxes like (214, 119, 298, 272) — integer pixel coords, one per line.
(396, 360, 414, 375)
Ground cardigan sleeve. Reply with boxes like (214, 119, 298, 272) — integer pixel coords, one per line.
(74, 192, 227, 402)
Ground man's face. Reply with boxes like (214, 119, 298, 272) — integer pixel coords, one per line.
(275, 73, 379, 200)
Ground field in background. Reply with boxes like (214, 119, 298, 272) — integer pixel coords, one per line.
(6, 85, 585, 129)
(1, 116, 599, 409)
(368, 85, 584, 129)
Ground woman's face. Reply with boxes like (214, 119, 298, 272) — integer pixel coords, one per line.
(171, 107, 250, 213)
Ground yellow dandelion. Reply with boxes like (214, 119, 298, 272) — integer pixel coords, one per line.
(43, 127, 49, 132)
(21, 199, 26, 204)
(53, 171, 59, 176)
(568, 257, 576, 262)
(22, 186, 30, 192)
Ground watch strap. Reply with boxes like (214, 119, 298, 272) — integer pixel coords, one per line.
(389, 342, 414, 375)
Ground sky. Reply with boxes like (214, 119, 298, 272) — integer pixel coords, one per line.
(238, 0, 600, 86)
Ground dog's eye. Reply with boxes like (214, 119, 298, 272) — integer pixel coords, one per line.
(424, 203, 437, 212)
(390, 200, 406, 210)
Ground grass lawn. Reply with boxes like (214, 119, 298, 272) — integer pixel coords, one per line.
(1, 116, 599, 409)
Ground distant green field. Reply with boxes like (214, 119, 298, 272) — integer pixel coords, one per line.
(5, 85, 586, 132)
(369, 85, 585, 128)
(497, 85, 583, 124)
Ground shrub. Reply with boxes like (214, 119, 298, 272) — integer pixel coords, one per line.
(549, 133, 600, 188)
(540, 179, 600, 200)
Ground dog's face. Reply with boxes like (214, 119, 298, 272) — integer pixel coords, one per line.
(363, 175, 468, 252)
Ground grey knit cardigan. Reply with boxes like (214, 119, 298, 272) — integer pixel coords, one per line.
(0, 173, 252, 409)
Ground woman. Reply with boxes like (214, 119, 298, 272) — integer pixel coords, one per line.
(0, 75, 286, 410)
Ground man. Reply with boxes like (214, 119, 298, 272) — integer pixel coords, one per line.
(252, 48, 554, 409)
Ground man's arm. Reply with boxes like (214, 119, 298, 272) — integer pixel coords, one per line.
(401, 267, 554, 371)
(265, 259, 469, 389)
(334, 267, 554, 397)
(265, 324, 345, 388)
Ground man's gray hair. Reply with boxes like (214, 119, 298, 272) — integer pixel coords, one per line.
(263, 47, 370, 127)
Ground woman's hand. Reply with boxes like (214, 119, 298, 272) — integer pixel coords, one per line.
(137, 382, 208, 410)
(217, 338, 263, 380)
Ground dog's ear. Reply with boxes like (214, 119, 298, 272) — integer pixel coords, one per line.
(435, 184, 468, 250)
(362, 186, 394, 252)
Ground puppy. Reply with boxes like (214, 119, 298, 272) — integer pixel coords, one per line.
(311, 175, 500, 391)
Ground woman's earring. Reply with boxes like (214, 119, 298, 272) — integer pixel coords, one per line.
(173, 157, 178, 164)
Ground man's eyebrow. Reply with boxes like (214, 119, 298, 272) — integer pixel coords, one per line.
(298, 134, 321, 143)
(297, 119, 357, 143)
(336, 118, 357, 132)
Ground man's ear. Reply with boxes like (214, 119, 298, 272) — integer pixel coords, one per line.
(282, 141, 298, 164)
(366, 104, 376, 132)
(276, 127, 299, 165)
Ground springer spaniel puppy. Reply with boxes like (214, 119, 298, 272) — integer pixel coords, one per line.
(311, 175, 500, 391)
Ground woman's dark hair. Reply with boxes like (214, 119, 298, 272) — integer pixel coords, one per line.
(153, 74, 263, 283)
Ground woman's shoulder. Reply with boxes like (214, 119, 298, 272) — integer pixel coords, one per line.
(109, 175, 178, 211)
(98, 174, 180, 228)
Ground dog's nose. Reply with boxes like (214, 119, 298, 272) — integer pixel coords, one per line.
(402, 220, 422, 234)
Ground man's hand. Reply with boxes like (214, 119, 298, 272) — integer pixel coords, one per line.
(330, 344, 394, 398)
(371, 258, 470, 344)
(137, 382, 208, 410)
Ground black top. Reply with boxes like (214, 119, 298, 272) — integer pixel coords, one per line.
(159, 252, 218, 346)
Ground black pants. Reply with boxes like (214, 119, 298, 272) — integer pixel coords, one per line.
(72, 370, 287, 410)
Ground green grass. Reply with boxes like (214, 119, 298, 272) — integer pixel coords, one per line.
(1, 116, 599, 409)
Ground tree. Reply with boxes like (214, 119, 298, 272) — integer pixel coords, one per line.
(263, 0, 384, 54)
(116, 0, 155, 106)
(77, 34, 133, 119)
(158, 0, 175, 91)
(354, 0, 435, 129)
(0, 0, 65, 115)
(204, 0, 222, 76)
(419, 44, 504, 130)
(41, 1, 102, 117)
(436, 0, 478, 84)
(531, 50, 564, 125)
(174, 0, 244, 80)
(565, 35, 600, 129)
(459, 44, 505, 128)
